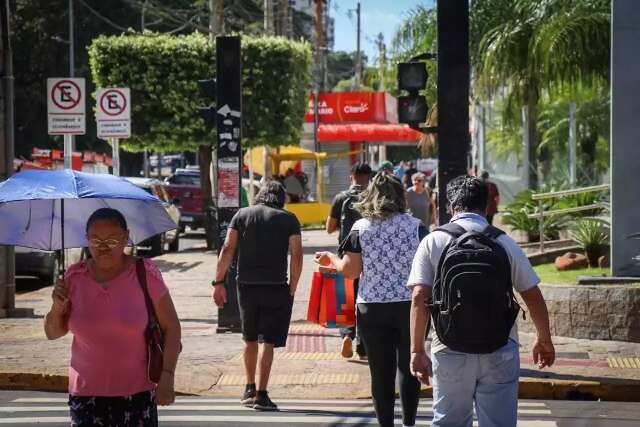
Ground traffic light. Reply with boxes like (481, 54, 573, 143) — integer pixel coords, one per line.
(198, 79, 217, 125)
(397, 62, 428, 127)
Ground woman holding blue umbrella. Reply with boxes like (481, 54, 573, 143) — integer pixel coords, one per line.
(44, 208, 181, 426)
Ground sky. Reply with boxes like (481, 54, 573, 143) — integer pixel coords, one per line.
(332, 0, 434, 63)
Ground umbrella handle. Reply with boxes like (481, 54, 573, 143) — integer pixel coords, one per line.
(59, 199, 65, 279)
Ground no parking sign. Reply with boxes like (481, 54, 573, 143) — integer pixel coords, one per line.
(47, 78, 86, 135)
(96, 88, 131, 139)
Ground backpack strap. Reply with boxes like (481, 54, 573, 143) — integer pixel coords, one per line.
(434, 222, 467, 238)
(482, 225, 506, 240)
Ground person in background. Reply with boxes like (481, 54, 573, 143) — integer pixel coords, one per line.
(214, 181, 303, 412)
(394, 161, 406, 180)
(406, 172, 435, 229)
(379, 160, 394, 175)
(316, 173, 426, 427)
(45, 208, 181, 426)
(403, 161, 418, 189)
(326, 162, 372, 359)
(481, 171, 500, 225)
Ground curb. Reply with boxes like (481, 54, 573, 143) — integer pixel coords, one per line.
(0, 373, 196, 396)
(419, 378, 640, 402)
(3, 372, 640, 402)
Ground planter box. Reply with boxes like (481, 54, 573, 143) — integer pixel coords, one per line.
(518, 284, 640, 342)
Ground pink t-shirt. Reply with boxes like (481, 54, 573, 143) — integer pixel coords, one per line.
(65, 258, 169, 397)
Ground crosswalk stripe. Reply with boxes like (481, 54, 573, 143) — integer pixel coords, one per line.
(0, 415, 559, 426)
(10, 397, 549, 407)
(0, 404, 552, 415)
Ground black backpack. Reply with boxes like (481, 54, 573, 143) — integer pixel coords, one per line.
(428, 222, 520, 354)
(339, 189, 362, 243)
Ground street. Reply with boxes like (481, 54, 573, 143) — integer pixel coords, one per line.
(0, 391, 639, 426)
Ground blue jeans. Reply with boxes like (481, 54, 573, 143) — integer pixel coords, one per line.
(431, 340, 520, 427)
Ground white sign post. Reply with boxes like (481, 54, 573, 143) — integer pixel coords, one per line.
(47, 78, 86, 169)
(96, 88, 131, 176)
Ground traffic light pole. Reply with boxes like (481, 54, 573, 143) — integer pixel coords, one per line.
(436, 0, 470, 224)
(0, 0, 31, 318)
(215, 36, 242, 333)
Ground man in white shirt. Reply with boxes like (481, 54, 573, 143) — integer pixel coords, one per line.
(407, 175, 555, 427)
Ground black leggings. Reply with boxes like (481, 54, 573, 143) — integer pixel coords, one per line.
(357, 301, 420, 427)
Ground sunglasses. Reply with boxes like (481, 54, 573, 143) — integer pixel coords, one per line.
(88, 238, 123, 249)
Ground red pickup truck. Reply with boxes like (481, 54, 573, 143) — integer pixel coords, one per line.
(164, 169, 204, 232)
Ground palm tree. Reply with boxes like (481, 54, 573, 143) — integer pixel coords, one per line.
(473, 0, 609, 189)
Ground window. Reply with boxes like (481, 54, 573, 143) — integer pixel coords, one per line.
(168, 174, 200, 186)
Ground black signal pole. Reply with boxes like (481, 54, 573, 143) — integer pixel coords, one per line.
(215, 36, 242, 333)
(436, 0, 470, 224)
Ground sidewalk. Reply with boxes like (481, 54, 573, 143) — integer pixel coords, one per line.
(1, 230, 640, 401)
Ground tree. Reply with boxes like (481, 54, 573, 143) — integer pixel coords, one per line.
(12, 0, 141, 158)
(473, 0, 610, 188)
(89, 33, 311, 152)
(326, 51, 356, 91)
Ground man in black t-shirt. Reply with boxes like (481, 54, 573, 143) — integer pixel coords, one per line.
(326, 163, 371, 360)
(213, 181, 302, 412)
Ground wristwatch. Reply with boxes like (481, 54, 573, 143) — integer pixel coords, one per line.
(211, 279, 225, 287)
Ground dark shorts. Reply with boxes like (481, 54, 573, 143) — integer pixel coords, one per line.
(238, 284, 294, 348)
(69, 390, 157, 427)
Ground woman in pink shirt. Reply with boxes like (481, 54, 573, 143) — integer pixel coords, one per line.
(44, 208, 182, 426)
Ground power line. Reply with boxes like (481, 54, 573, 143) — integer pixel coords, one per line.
(77, 0, 130, 32)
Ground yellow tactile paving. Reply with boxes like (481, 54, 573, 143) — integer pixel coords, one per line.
(607, 357, 640, 369)
(217, 373, 361, 386)
(231, 352, 345, 362)
(288, 324, 339, 334)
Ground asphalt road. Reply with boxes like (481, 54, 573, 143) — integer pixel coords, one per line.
(1, 390, 639, 426)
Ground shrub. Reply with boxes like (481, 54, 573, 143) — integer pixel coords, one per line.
(569, 219, 609, 267)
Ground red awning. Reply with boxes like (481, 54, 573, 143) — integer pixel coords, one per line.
(317, 124, 423, 143)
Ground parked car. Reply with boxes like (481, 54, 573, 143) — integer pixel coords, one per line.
(15, 247, 59, 286)
(124, 177, 181, 256)
(164, 169, 204, 232)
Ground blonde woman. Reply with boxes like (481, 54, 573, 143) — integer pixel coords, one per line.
(315, 173, 427, 427)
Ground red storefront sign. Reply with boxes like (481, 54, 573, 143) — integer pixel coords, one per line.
(304, 92, 396, 124)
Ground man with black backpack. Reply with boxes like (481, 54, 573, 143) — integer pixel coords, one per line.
(326, 162, 371, 359)
(407, 175, 555, 427)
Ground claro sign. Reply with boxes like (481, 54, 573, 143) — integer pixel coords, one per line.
(305, 92, 395, 124)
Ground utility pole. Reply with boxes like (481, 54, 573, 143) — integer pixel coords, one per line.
(264, 0, 274, 35)
(0, 0, 31, 318)
(376, 32, 386, 92)
(141, 1, 150, 177)
(64, 0, 75, 170)
(354, 2, 361, 90)
(313, 0, 324, 155)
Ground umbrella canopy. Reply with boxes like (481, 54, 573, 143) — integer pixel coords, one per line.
(0, 169, 177, 250)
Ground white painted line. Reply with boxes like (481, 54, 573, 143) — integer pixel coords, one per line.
(10, 397, 549, 407)
(0, 405, 551, 416)
(0, 415, 558, 426)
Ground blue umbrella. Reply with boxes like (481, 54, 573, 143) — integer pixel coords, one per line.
(0, 170, 177, 259)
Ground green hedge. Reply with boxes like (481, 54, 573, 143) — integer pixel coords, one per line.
(89, 33, 311, 152)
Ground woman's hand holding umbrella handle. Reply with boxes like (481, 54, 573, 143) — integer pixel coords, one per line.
(45, 280, 70, 340)
(51, 279, 70, 316)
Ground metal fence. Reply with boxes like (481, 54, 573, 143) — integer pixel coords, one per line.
(527, 184, 610, 252)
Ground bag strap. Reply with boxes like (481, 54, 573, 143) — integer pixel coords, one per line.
(482, 224, 506, 240)
(434, 222, 467, 238)
(135, 258, 158, 328)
